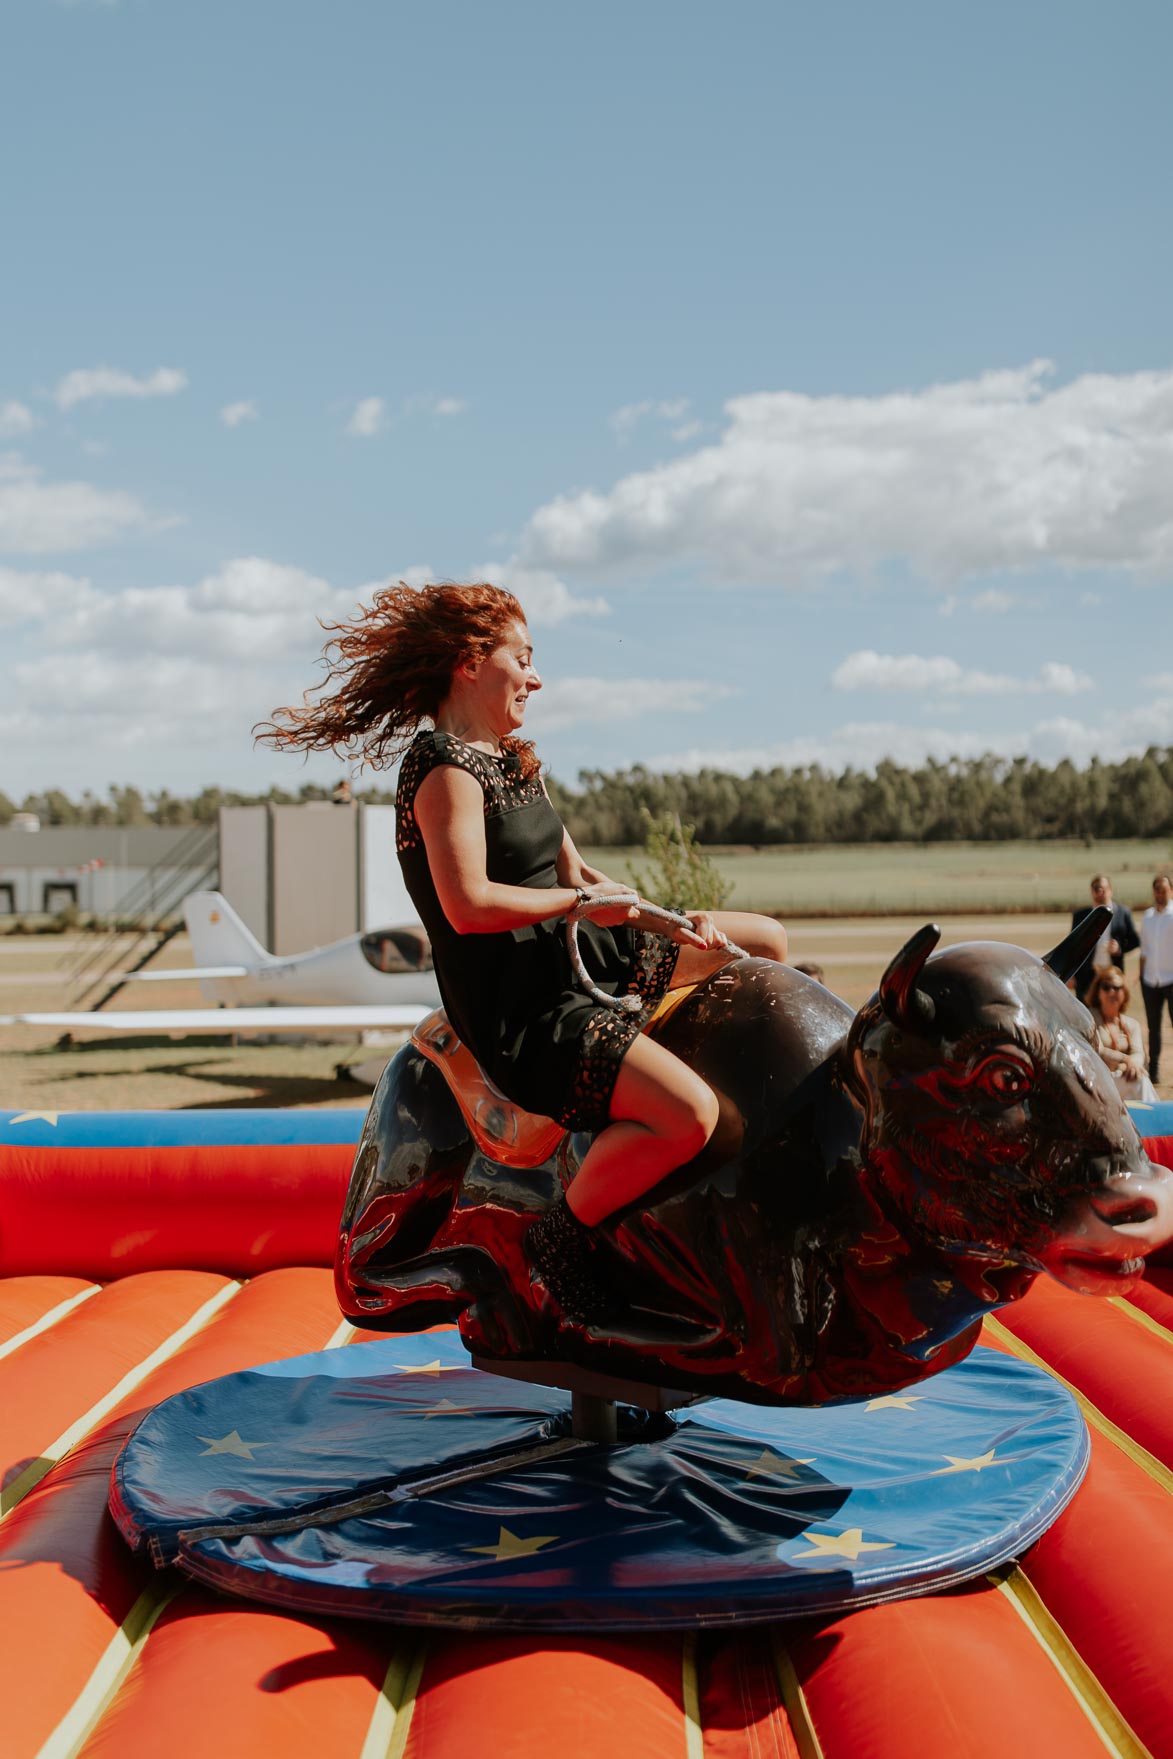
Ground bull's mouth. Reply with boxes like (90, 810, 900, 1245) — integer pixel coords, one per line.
(1056, 1249, 1148, 1281)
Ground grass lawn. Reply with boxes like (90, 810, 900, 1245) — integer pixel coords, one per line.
(585, 837, 1173, 916)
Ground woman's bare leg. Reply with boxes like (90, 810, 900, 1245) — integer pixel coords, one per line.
(670, 910, 788, 990)
(565, 1033, 719, 1226)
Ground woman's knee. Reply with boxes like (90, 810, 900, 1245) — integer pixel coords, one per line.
(672, 1078, 720, 1156)
(744, 915, 787, 962)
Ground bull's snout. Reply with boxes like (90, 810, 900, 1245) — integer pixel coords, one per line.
(1042, 1157, 1173, 1295)
(1087, 1178, 1163, 1234)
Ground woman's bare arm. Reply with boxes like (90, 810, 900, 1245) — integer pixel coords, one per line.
(554, 823, 625, 892)
(415, 767, 634, 935)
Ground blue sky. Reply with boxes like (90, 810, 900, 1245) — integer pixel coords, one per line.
(3, 0, 1172, 797)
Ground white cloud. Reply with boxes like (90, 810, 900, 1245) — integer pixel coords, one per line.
(611, 398, 692, 441)
(402, 393, 469, 419)
(478, 559, 609, 625)
(44, 557, 353, 663)
(0, 455, 150, 553)
(346, 396, 386, 437)
(528, 677, 735, 733)
(0, 566, 93, 628)
(831, 650, 1093, 697)
(0, 402, 36, 437)
(53, 366, 188, 410)
(220, 400, 258, 428)
(523, 361, 1173, 586)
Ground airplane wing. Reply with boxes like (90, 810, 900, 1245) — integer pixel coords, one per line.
(0, 1005, 429, 1033)
(111, 966, 250, 981)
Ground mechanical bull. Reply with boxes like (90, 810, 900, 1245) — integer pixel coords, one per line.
(336, 911, 1173, 1407)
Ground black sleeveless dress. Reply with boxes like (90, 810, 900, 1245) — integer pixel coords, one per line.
(395, 730, 679, 1130)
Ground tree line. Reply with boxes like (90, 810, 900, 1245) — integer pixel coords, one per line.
(6, 747, 1173, 844)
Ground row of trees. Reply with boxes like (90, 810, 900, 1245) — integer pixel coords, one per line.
(6, 748, 1173, 843)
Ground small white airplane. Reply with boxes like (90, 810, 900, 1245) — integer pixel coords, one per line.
(0, 891, 438, 1035)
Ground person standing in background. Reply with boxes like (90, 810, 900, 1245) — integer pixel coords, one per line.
(1139, 874, 1173, 1085)
(1069, 874, 1139, 999)
(1085, 970, 1158, 1104)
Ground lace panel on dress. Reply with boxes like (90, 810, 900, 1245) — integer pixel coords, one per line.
(559, 930, 681, 1132)
(396, 734, 543, 854)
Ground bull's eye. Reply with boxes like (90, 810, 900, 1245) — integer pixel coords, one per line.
(974, 1058, 1033, 1101)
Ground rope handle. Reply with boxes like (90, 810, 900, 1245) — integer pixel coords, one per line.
(565, 891, 746, 1014)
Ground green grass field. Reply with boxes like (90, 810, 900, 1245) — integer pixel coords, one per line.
(584, 837, 1173, 916)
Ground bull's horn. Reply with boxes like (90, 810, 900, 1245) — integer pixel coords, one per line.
(1043, 905, 1112, 981)
(879, 923, 940, 1030)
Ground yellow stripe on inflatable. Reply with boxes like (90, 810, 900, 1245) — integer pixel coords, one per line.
(0, 1285, 101, 1362)
(681, 1632, 704, 1759)
(0, 1280, 243, 1519)
(992, 1570, 1154, 1759)
(984, 1318, 1173, 1497)
(34, 1580, 180, 1759)
(360, 1640, 428, 1759)
(1108, 1295, 1173, 1346)
(769, 1630, 826, 1759)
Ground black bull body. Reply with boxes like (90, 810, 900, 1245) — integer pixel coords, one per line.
(336, 915, 1173, 1407)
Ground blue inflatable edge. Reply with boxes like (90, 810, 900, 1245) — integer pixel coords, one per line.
(0, 1109, 367, 1147)
(4, 1100, 1171, 1153)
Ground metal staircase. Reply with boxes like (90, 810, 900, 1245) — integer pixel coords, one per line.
(62, 823, 219, 1011)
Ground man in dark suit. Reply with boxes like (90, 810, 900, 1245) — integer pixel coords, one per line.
(1070, 873, 1139, 998)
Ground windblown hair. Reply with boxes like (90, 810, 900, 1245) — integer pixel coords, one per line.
(255, 581, 541, 776)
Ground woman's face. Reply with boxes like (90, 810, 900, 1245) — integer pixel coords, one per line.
(470, 621, 542, 734)
(1097, 978, 1125, 1015)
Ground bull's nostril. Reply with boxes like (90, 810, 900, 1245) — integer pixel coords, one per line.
(1091, 1194, 1158, 1228)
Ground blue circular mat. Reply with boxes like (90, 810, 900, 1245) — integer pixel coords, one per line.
(111, 1332, 1088, 1630)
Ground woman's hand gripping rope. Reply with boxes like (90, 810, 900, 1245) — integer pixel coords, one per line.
(565, 889, 747, 1013)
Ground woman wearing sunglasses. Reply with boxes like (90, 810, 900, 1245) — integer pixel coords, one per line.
(1086, 969, 1158, 1103)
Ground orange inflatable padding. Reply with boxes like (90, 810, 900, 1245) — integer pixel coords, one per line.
(82, 1589, 394, 1759)
(787, 1586, 1116, 1759)
(0, 1269, 345, 1757)
(700, 1629, 801, 1759)
(0, 1143, 353, 1279)
(1015, 1428, 1173, 1757)
(0, 1270, 230, 1510)
(403, 1634, 688, 1759)
(994, 1276, 1173, 1471)
(1126, 1274, 1173, 1333)
(0, 1273, 96, 1346)
(982, 1320, 1173, 1751)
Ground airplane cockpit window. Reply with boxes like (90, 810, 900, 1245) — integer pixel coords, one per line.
(360, 927, 433, 974)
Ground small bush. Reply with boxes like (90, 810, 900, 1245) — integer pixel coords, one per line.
(630, 811, 733, 914)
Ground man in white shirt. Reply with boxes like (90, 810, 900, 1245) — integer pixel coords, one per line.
(1139, 873, 1173, 1084)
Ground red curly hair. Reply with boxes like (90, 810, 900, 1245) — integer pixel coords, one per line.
(256, 581, 541, 776)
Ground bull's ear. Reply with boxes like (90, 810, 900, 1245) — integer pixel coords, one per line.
(879, 923, 940, 1030)
(1043, 905, 1111, 981)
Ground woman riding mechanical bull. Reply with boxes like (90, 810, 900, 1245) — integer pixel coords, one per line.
(258, 582, 788, 1320)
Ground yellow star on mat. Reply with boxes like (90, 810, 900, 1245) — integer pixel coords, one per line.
(393, 1360, 461, 1376)
(865, 1394, 925, 1412)
(745, 1450, 817, 1481)
(465, 1527, 559, 1562)
(792, 1527, 895, 1561)
(421, 1399, 475, 1418)
(198, 1430, 270, 1459)
(933, 1449, 1000, 1475)
(7, 1111, 60, 1126)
